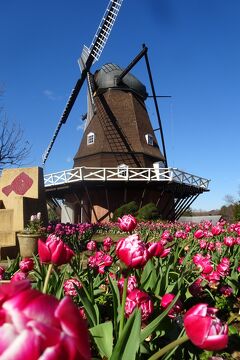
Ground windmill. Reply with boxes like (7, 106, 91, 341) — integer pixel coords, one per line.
(43, 0, 210, 223)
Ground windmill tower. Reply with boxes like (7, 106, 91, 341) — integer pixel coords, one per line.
(43, 0, 210, 223)
(74, 63, 165, 169)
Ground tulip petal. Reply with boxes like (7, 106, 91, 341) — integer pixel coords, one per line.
(38, 240, 51, 263)
(55, 297, 91, 358)
(23, 294, 59, 327)
(28, 320, 61, 348)
(0, 323, 18, 354)
(38, 345, 66, 360)
(184, 315, 212, 346)
(51, 241, 66, 266)
(118, 248, 132, 266)
(0, 328, 40, 360)
(200, 334, 228, 351)
(0, 280, 31, 303)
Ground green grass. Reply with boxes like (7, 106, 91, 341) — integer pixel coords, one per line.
(91, 232, 124, 243)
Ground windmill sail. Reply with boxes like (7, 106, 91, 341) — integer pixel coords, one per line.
(42, 0, 123, 164)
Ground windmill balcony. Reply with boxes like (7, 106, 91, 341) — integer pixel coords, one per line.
(44, 166, 210, 189)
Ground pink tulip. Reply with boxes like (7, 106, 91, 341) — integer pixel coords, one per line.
(193, 254, 213, 274)
(189, 278, 205, 296)
(19, 257, 34, 273)
(38, 234, 75, 266)
(116, 234, 149, 269)
(103, 236, 114, 252)
(161, 230, 173, 242)
(147, 241, 164, 257)
(174, 230, 187, 239)
(0, 266, 5, 280)
(11, 271, 28, 282)
(160, 293, 183, 318)
(160, 247, 171, 258)
(125, 288, 153, 321)
(63, 278, 82, 297)
(236, 237, 240, 244)
(199, 239, 207, 249)
(216, 258, 230, 277)
(117, 275, 138, 294)
(184, 303, 228, 351)
(204, 230, 213, 238)
(194, 229, 205, 239)
(219, 285, 233, 297)
(88, 251, 113, 274)
(0, 280, 91, 359)
(203, 271, 220, 287)
(215, 241, 222, 253)
(211, 225, 222, 236)
(224, 236, 235, 247)
(86, 240, 97, 251)
(118, 214, 137, 232)
(208, 241, 215, 251)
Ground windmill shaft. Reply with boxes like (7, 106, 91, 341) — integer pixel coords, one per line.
(144, 48, 168, 167)
(117, 46, 148, 84)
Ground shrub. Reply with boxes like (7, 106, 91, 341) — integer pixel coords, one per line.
(136, 202, 159, 221)
(112, 201, 138, 222)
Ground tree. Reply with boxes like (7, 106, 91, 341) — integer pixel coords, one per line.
(0, 93, 31, 172)
(233, 202, 240, 222)
(221, 191, 240, 223)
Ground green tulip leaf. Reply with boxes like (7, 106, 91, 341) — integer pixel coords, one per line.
(76, 287, 99, 327)
(108, 274, 121, 336)
(141, 258, 156, 286)
(90, 321, 113, 359)
(140, 291, 181, 343)
(110, 309, 141, 360)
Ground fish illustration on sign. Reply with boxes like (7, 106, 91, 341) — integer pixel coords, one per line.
(2, 172, 33, 197)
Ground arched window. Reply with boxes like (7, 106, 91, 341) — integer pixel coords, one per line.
(87, 132, 95, 145)
(145, 134, 154, 146)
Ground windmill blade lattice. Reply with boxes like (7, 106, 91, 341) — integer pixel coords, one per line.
(42, 0, 123, 164)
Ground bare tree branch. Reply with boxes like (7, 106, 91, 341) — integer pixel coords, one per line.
(0, 92, 32, 172)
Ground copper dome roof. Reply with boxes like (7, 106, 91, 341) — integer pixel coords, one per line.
(94, 63, 148, 100)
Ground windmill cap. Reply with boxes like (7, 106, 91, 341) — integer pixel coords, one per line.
(94, 63, 148, 100)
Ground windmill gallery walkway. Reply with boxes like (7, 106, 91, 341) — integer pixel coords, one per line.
(44, 166, 210, 222)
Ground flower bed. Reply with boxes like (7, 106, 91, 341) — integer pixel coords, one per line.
(0, 216, 239, 359)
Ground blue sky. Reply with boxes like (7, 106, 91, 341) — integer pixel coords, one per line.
(1, 0, 240, 211)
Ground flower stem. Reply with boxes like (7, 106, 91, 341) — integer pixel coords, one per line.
(42, 263, 53, 294)
(119, 275, 128, 338)
(148, 334, 189, 360)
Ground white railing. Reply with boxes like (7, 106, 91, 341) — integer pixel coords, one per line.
(44, 167, 210, 190)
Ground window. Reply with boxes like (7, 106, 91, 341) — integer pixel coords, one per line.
(145, 134, 153, 146)
(87, 132, 95, 145)
(118, 164, 128, 178)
